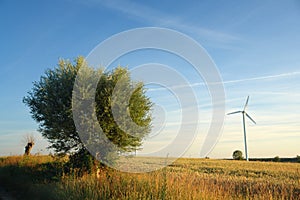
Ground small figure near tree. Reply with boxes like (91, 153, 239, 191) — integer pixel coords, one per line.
(232, 150, 244, 160)
(23, 134, 35, 156)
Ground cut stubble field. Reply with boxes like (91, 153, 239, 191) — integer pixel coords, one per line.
(0, 155, 299, 199)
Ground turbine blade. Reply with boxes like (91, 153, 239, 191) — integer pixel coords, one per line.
(245, 113, 256, 124)
(243, 96, 249, 111)
(227, 111, 242, 115)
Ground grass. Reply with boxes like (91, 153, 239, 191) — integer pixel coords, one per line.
(0, 155, 299, 199)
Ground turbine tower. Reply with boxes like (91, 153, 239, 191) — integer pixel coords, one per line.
(227, 96, 256, 161)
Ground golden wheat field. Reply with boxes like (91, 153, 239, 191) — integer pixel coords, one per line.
(0, 155, 299, 200)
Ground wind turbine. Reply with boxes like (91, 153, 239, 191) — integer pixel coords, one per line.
(227, 96, 256, 161)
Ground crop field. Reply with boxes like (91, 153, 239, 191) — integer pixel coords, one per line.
(0, 155, 299, 200)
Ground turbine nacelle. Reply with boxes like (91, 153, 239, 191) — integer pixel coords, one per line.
(227, 96, 256, 124)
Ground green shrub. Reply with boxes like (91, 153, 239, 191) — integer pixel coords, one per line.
(232, 150, 244, 160)
(273, 156, 280, 162)
(296, 155, 300, 163)
(67, 149, 99, 175)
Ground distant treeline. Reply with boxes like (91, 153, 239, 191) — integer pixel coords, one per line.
(249, 157, 300, 163)
(224, 156, 300, 163)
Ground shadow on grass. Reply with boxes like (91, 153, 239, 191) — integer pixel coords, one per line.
(0, 157, 65, 200)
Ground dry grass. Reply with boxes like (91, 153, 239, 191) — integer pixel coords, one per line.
(0, 155, 54, 167)
(57, 158, 300, 200)
(0, 156, 299, 200)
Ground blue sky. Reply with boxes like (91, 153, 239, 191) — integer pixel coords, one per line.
(0, 0, 299, 158)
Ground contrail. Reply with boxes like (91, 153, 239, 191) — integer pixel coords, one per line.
(147, 71, 300, 92)
(221, 71, 300, 84)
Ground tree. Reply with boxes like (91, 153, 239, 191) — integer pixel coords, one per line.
(232, 150, 244, 160)
(273, 156, 280, 162)
(23, 57, 152, 165)
(296, 155, 300, 163)
(23, 134, 35, 155)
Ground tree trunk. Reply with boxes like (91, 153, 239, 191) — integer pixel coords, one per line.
(24, 142, 34, 155)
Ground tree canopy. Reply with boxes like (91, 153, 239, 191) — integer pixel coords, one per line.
(232, 150, 244, 160)
(23, 57, 152, 162)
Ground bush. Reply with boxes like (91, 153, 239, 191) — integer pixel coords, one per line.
(273, 156, 280, 162)
(296, 155, 300, 163)
(232, 150, 244, 160)
(67, 149, 99, 175)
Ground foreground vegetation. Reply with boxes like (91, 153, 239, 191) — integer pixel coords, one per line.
(0, 155, 299, 200)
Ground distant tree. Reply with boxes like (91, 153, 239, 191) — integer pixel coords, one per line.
(232, 150, 244, 160)
(296, 155, 300, 163)
(23, 57, 152, 168)
(23, 134, 35, 156)
(273, 156, 280, 162)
